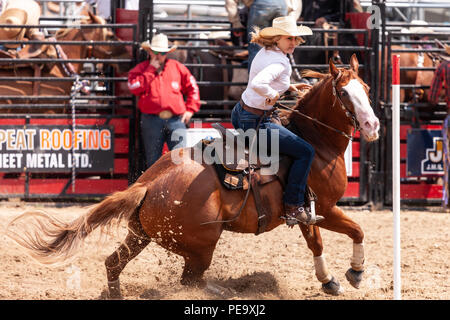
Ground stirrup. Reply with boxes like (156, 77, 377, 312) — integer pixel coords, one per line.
(285, 212, 324, 226)
(306, 199, 325, 225)
(282, 202, 325, 226)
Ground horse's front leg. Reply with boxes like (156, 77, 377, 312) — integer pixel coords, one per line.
(316, 205, 365, 289)
(299, 224, 342, 295)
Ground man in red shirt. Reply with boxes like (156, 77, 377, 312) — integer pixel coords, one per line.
(429, 44, 450, 210)
(128, 34, 201, 167)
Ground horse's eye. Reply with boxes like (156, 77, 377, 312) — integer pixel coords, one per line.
(340, 90, 348, 97)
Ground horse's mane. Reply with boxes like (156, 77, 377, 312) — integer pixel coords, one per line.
(302, 69, 330, 80)
(295, 70, 333, 109)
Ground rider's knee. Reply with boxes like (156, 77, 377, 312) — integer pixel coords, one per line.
(303, 142, 315, 159)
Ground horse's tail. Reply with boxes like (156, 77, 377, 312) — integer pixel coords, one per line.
(6, 182, 148, 265)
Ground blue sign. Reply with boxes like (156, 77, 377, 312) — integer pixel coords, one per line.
(407, 129, 444, 176)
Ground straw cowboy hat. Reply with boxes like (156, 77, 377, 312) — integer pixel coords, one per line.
(401, 20, 434, 34)
(0, 0, 41, 48)
(260, 16, 312, 38)
(141, 33, 177, 53)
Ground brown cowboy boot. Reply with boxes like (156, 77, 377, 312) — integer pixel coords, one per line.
(284, 204, 325, 226)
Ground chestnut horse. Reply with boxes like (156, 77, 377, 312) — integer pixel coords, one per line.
(0, 12, 130, 113)
(7, 54, 380, 298)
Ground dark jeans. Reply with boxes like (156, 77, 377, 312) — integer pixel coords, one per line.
(231, 102, 314, 206)
(140, 113, 187, 168)
(247, 0, 287, 71)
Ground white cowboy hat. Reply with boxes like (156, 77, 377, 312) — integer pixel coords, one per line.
(0, 0, 41, 48)
(401, 20, 434, 34)
(260, 16, 312, 38)
(141, 33, 177, 53)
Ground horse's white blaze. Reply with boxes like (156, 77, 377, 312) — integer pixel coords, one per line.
(343, 79, 380, 141)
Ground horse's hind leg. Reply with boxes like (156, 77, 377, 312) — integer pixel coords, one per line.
(299, 225, 342, 295)
(180, 247, 215, 287)
(317, 205, 365, 289)
(104, 212, 151, 299)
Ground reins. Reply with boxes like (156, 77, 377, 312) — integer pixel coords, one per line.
(276, 102, 355, 141)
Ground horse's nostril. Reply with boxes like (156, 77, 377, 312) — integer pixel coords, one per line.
(373, 120, 380, 131)
(364, 121, 371, 129)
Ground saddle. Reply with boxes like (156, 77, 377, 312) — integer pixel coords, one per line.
(197, 123, 317, 235)
(0, 34, 59, 66)
(0, 38, 64, 95)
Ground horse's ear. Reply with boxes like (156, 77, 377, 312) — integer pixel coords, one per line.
(329, 58, 339, 78)
(87, 10, 95, 21)
(87, 10, 103, 24)
(350, 54, 359, 73)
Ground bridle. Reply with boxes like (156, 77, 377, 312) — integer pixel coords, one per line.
(331, 71, 361, 133)
(277, 71, 361, 141)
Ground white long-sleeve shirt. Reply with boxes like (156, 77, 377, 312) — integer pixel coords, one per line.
(241, 47, 291, 110)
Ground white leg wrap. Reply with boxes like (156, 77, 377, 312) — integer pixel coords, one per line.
(350, 242, 365, 271)
(313, 255, 333, 283)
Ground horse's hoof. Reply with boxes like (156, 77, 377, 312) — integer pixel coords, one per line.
(181, 277, 206, 288)
(107, 280, 123, 300)
(345, 268, 364, 289)
(205, 282, 235, 298)
(322, 276, 343, 296)
(107, 291, 123, 300)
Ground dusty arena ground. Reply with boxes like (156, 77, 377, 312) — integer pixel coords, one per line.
(0, 201, 448, 300)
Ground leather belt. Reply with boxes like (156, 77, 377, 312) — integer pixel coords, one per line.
(240, 99, 274, 117)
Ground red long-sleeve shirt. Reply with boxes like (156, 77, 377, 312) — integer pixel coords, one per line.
(428, 60, 450, 109)
(128, 59, 201, 115)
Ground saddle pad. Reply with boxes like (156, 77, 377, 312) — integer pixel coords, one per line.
(215, 163, 246, 190)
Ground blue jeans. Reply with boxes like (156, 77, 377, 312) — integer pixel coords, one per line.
(140, 113, 187, 168)
(247, 0, 288, 71)
(231, 102, 315, 206)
